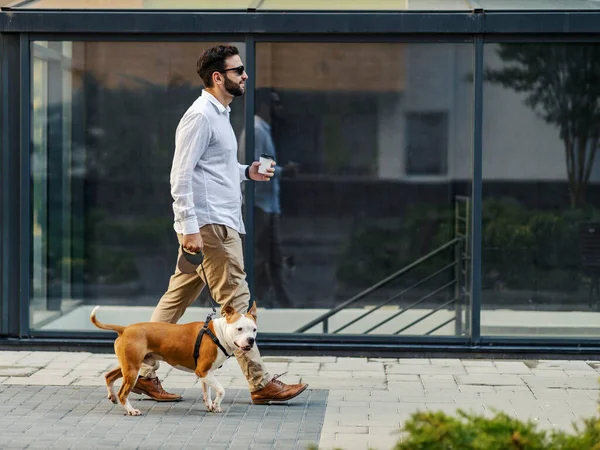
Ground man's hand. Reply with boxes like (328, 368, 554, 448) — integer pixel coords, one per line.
(182, 232, 203, 254)
(249, 161, 275, 182)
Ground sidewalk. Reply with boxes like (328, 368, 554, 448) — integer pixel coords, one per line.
(1, 351, 599, 449)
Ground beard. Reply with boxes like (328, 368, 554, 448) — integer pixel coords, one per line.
(224, 77, 244, 97)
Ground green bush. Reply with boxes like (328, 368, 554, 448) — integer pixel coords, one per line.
(392, 410, 600, 450)
(336, 197, 600, 294)
(336, 204, 454, 287)
(84, 245, 139, 284)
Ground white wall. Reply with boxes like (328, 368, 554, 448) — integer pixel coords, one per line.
(376, 42, 600, 183)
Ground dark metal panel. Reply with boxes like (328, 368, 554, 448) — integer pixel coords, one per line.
(484, 12, 600, 34)
(24, 33, 476, 43)
(2, 10, 600, 35)
(25, 33, 244, 42)
(479, 336, 600, 345)
(0, 11, 480, 34)
(485, 34, 600, 43)
(470, 35, 483, 343)
(19, 33, 30, 337)
(243, 36, 255, 299)
(0, 33, 3, 335)
(5, 335, 600, 359)
(1, 33, 21, 336)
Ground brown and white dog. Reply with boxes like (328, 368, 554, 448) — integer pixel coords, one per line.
(90, 302, 258, 416)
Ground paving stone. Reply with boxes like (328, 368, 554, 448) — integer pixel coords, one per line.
(0, 386, 327, 449)
(4, 351, 600, 448)
(0, 367, 40, 377)
(387, 365, 466, 375)
(422, 382, 458, 390)
(565, 370, 598, 377)
(462, 360, 495, 367)
(535, 361, 593, 371)
(321, 360, 384, 372)
(420, 374, 455, 382)
(387, 374, 420, 382)
(466, 366, 501, 374)
(456, 374, 525, 386)
(397, 358, 431, 364)
(429, 359, 464, 366)
(493, 362, 532, 374)
(522, 376, 600, 390)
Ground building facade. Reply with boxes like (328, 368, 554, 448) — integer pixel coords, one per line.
(2, 0, 600, 355)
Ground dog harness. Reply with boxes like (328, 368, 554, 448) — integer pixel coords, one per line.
(193, 314, 232, 369)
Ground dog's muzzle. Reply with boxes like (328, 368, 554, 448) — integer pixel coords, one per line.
(236, 337, 255, 352)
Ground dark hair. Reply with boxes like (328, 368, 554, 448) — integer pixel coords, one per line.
(255, 87, 277, 109)
(196, 45, 240, 87)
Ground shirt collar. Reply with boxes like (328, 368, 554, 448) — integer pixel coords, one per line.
(202, 90, 231, 114)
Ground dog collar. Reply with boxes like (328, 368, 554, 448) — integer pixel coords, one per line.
(193, 315, 233, 368)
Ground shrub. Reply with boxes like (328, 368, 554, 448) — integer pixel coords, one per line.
(336, 197, 600, 295)
(393, 410, 600, 450)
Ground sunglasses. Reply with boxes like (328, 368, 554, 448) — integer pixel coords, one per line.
(221, 65, 245, 76)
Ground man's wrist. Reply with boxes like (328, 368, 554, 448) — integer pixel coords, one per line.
(245, 166, 251, 180)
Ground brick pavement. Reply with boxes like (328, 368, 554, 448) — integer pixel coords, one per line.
(0, 384, 327, 450)
(1, 351, 600, 449)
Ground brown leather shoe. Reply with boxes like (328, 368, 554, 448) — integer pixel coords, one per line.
(251, 373, 308, 405)
(132, 376, 182, 402)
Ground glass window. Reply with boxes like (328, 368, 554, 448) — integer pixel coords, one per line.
(406, 112, 449, 176)
(258, 0, 470, 10)
(30, 41, 246, 332)
(482, 42, 600, 338)
(12, 0, 470, 10)
(478, 0, 600, 10)
(250, 42, 473, 336)
(13, 0, 251, 9)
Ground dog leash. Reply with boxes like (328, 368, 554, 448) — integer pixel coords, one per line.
(200, 261, 219, 319)
(182, 246, 233, 366)
(181, 244, 220, 320)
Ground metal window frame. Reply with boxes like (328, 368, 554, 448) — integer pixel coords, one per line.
(1, 33, 22, 338)
(1, 7, 600, 353)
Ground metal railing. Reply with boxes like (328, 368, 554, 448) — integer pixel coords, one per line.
(294, 237, 463, 334)
(295, 196, 471, 336)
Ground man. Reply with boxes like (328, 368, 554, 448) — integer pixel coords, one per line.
(132, 45, 307, 404)
(252, 88, 298, 308)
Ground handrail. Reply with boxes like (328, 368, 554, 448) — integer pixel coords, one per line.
(426, 317, 455, 335)
(332, 261, 457, 334)
(364, 279, 457, 334)
(394, 296, 457, 335)
(294, 237, 462, 333)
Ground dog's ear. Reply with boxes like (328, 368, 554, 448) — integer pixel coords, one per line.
(222, 304, 236, 320)
(248, 301, 258, 322)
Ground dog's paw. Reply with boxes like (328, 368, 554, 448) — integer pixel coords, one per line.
(212, 405, 223, 413)
(127, 409, 143, 416)
(107, 394, 118, 404)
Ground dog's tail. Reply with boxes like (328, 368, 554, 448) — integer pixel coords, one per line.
(90, 306, 125, 335)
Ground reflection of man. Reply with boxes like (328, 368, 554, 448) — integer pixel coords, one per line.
(253, 88, 299, 308)
(134, 46, 307, 404)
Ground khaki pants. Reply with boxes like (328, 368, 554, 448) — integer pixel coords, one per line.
(138, 224, 270, 392)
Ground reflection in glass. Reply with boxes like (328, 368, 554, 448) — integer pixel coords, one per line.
(482, 43, 600, 337)
(252, 42, 473, 335)
(30, 41, 245, 331)
(30, 40, 473, 336)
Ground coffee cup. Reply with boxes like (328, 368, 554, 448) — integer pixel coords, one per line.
(258, 153, 274, 175)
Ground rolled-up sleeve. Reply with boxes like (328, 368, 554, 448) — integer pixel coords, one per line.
(170, 112, 211, 235)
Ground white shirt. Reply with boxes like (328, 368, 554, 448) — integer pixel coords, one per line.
(170, 90, 249, 236)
